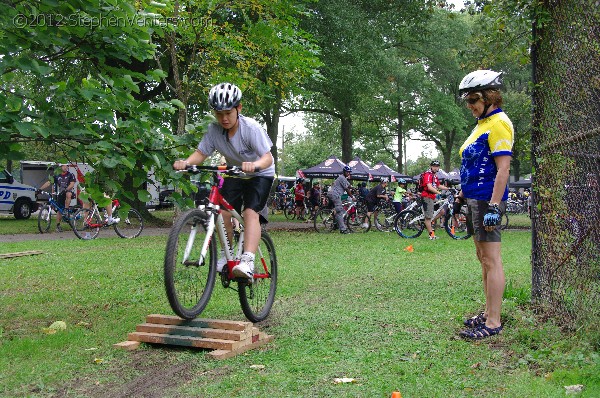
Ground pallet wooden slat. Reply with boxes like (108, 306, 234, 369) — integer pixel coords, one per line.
(0, 250, 44, 259)
(115, 314, 273, 359)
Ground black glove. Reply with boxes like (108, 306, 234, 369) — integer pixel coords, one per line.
(483, 203, 502, 227)
(452, 200, 463, 215)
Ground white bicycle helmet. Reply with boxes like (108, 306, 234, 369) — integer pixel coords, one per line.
(458, 70, 503, 98)
(208, 82, 242, 111)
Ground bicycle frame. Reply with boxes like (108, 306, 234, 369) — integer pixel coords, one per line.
(83, 199, 119, 228)
(185, 177, 270, 281)
(405, 197, 449, 227)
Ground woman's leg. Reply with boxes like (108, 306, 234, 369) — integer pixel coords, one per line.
(473, 240, 504, 328)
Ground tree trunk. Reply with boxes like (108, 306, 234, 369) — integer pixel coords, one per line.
(396, 103, 404, 172)
(264, 109, 280, 172)
(341, 116, 352, 163)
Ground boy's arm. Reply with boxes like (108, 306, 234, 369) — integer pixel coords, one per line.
(241, 151, 273, 173)
(174, 149, 208, 170)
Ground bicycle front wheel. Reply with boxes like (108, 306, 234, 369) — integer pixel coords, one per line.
(164, 209, 217, 319)
(500, 213, 509, 230)
(314, 208, 336, 233)
(114, 208, 144, 238)
(444, 206, 472, 240)
(71, 208, 101, 240)
(238, 231, 278, 322)
(394, 210, 424, 238)
(37, 204, 52, 233)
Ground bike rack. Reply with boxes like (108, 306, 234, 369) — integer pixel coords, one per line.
(114, 314, 274, 360)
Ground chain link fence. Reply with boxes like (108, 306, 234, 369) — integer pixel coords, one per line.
(531, 0, 600, 330)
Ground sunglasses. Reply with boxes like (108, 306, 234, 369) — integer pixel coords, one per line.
(465, 97, 481, 105)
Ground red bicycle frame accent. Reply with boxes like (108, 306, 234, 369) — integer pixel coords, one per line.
(206, 180, 269, 280)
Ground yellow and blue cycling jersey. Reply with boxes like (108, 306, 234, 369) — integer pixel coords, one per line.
(459, 109, 514, 201)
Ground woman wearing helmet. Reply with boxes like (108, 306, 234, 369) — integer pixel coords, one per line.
(173, 82, 275, 281)
(456, 70, 514, 340)
(327, 165, 354, 234)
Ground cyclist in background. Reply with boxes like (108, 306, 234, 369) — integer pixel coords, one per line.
(327, 165, 354, 234)
(307, 181, 321, 218)
(392, 178, 410, 213)
(294, 178, 306, 220)
(420, 160, 449, 240)
(365, 177, 389, 227)
(173, 82, 275, 281)
(38, 164, 76, 232)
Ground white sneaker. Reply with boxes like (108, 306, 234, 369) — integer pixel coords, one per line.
(216, 250, 227, 272)
(232, 253, 254, 281)
(106, 217, 120, 225)
(361, 223, 369, 229)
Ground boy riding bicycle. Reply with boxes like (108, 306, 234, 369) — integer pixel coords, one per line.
(173, 82, 275, 281)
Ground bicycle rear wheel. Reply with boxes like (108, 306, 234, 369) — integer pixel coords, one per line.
(283, 202, 297, 220)
(394, 209, 424, 238)
(314, 208, 336, 233)
(444, 206, 472, 240)
(374, 206, 396, 232)
(345, 210, 370, 232)
(164, 209, 217, 319)
(71, 208, 101, 240)
(37, 204, 52, 233)
(238, 231, 278, 322)
(113, 207, 144, 238)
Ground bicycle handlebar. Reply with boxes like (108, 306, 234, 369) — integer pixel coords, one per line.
(179, 164, 261, 176)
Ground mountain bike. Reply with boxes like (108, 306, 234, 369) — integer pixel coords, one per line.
(37, 191, 82, 233)
(164, 165, 277, 322)
(313, 199, 370, 233)
(394, 194, 453, 239)
(372, 198, 396, 232)
(71, 199, 144, 240)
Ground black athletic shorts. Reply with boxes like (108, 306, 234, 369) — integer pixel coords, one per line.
(220, 176, 274, 224)
(466, 199, 506, 242)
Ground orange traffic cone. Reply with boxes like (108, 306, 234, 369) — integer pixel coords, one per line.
(403, 245, 414, 252)
(391, 391, 402, 398)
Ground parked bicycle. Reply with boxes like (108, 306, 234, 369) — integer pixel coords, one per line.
(37, 191, 82, 233)
(313, 199, 370, 233)
(71, 199, 144, 240)
(164, 165, 277, 322)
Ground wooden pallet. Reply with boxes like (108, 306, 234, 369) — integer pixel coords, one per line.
(0, 250, 44, 259)
(114, 314, 274, 360)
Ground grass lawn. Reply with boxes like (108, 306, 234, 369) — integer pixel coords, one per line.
(0, 222, 598, 397)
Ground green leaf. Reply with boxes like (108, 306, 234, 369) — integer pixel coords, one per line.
(137, 189, 152, 202)
(170, 99, 185, 109)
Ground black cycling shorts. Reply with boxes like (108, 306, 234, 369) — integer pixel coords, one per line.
(220, 176, 274, 223)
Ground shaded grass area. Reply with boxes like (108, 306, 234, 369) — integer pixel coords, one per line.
(0, 230, 598, 397)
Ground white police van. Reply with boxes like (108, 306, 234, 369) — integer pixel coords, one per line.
(0, 169, 39, 219)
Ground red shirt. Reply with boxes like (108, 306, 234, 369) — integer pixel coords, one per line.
(420, 170, 439, 200)
(294, 183, 305, 201)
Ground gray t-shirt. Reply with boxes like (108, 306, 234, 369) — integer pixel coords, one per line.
(329, 174, 350, 197)
(198, 115, 275, 177)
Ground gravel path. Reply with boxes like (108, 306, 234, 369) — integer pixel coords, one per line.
(0, 220, 314, 243)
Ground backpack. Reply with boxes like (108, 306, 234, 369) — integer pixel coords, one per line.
(417, 172, 429, 193)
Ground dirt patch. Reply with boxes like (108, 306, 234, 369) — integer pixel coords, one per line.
(52, 348, 231, 398)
